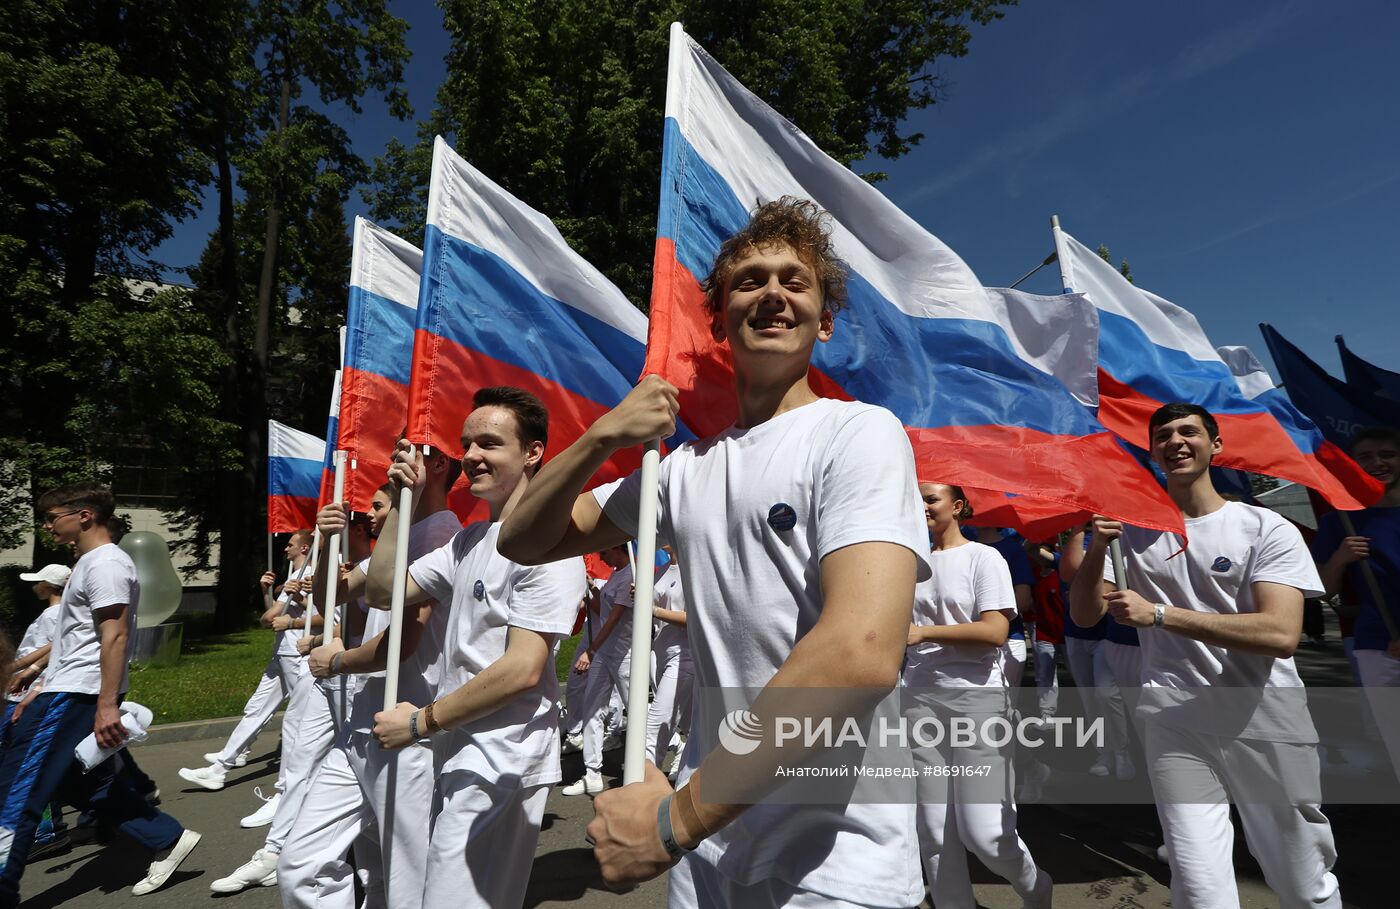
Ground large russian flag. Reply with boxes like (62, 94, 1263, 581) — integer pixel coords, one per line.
(316, 369, 343, 510)
(407, 136, 693, 488)
(1058, 233, 1380, 510)
(268, 419, 324, 533)
(647, 24, 1181, 533)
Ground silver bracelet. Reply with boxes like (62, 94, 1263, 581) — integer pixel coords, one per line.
(1153, 603, 1166, 628)
(657, 795, 690, 859)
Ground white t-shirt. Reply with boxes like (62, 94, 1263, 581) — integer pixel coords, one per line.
(593, 398, 930, 907)
(651, 563, 689, 662)
(1105, 500, 1324, 742)
(9, 604, 62, 703)
(592, 564, 634, 663)
(904, 541, 1016, 688)
(43, 544, 139, 696)
(274, 561, 313, 655)
(351, 509, 463, 734)
(409, 522, 584, 786)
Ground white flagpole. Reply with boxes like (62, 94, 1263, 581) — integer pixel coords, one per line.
(383, 444, 420, 709)
(623, 440, 662, 784)
(305, 526, 322, 629)
(322, 450, 348, 641)
(1052, 214, 1130, 589)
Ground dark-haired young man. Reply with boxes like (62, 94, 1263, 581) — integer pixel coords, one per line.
(0, 484, 200, 904)
(500, 198, 929, 908)
(366, 386, 585, 909)
(1070, 403, 1340, 909)
(1313, 425, 1400, 781)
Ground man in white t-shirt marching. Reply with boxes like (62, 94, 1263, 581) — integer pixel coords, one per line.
(499, 198, 930, 908)
(0, 484, 200, 905)
(1069, 403, 1342, 909)
(365, 386, 585, 909)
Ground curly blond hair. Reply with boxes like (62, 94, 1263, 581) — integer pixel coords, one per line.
(700, 197, 849, 320)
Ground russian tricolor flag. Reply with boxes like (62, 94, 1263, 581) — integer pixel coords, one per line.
(407, 136, 692, 486)
(316, 368, 343, 509)
(647, 24, 1182, 533)
(268, 419, 324, 533)
(1058, 233, 1380, 509)
(339, 218, 422, 512)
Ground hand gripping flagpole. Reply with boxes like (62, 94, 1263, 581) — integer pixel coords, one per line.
(1052, 214, 1131, 589)
(383, 444, 419, 709)
(322, 451, 348, 643)
(1338, 512, 1400, 643)
(624, 439, 662, 785)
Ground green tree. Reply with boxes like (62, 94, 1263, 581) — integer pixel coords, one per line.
(368, 0, 1014, 305)
(1095, 242, 1133, 284)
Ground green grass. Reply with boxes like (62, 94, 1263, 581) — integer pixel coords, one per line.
(127, 624, 275, 725)
(125, 623, 587, 726)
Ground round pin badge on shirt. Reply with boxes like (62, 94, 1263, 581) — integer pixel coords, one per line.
(767, 503, 797, 532)
(473, 579, 486, 600)
(1210, 557, 1232, 573)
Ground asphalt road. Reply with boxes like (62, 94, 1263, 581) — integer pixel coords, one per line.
(19, 630, 1386, 907)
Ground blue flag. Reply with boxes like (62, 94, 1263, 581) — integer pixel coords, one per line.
(1260, 323, 1400, 448)
(1336, 335, 1400, 404)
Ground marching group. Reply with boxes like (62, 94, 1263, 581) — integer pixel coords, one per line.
(0, 198, 1396, 908)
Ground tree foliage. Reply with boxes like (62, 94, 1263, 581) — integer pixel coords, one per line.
(369, 0, 1015, 305)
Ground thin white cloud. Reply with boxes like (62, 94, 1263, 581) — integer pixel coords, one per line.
(909, 1, 1306, 202)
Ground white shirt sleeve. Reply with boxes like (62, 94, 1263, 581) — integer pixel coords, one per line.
(592, 460, 673, 546)
(408, 537, 461, 605)
(507, 559, 585, 636)
(815, 407, 930, 579)
(85, 558, 135, 614)
(973, 547, 1017, 619)
(1252, 514, 1325, 598)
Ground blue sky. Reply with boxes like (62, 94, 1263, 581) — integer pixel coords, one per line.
(153, 0, 1399, 380)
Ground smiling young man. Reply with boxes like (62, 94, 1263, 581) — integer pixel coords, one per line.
(498, 198, 929, 908)
(1312, 426, 1400, 781)
(0, 484, 200, 904)
(1069, 403, 1341, 909)
(363, 386, 585, 909)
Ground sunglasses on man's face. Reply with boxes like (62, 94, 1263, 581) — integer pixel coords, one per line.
(42, 508, 83, 524)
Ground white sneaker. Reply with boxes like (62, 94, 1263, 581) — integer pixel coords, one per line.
(1016, 760, 1051, 804)
(132, 829, 201, 896)
(1114, 750, 1136, 781)
(1087, 753, 1111, 777)
(209, 848, 279, 893)
(601, 732, 623, 752)
(240, 788, 279, 828)
(561, 771, 604, 796)
(561, 733, 583, 755)
(203, 749, 250, 767)
(177, 765, 226, 791)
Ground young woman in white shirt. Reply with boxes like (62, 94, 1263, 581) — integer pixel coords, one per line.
(904, 482, 1051, 909)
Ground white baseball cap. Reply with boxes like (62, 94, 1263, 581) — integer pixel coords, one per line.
(19, 564, 72, 587)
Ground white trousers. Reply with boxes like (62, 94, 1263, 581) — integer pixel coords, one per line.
(422, 772, 547, 909)
(1004, 639, 1026, 691)
(218, 654, 304, 773)
(562, 661, 590, 736)
(267, 674, 342, 854)
(1103, 640, 1144, 738)
(1064, 636, 1128, 759)
(1145, 720, 1341, 909)
(1354, 648, 1400, 783)
(912, 706, 1042, 909)
(645, 650, 693, 765)
(580, 653, 630, 772)
(277, 729, 435, 909)
(667, 850, 897, 908)
(1031, 636, 1059, 717)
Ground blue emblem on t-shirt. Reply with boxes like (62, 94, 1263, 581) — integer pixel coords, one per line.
(767, 503, 797, 532)
(1211, 556, 1232, 572)
(473, 579, 486, 600)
